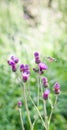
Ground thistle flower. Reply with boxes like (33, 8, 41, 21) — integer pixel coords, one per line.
(43, 89, 50, 100)
(20, 64, 25, 72)
(39, 62, 48, 71)
(7, 55, 19, 72)
(12, 64, 17, 72)
(7, 60, 15, 66)
(34, 52, 41, 64)
(22, 72, 29, 82)
(11, 56, 19, 63)
(54, 82, 60, 94)
(20, 64, 30, 74)
(25, 64, 30, 74)
(18, 101, 22, 107)
(42, 77, 48, 87)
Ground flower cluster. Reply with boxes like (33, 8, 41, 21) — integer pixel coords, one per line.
(7, 53, 61, 100)
(20, 64, 30, 82)
(33, 52, 61, 100)
(7, 55, 19, 72)
(33, 52, 48, 74)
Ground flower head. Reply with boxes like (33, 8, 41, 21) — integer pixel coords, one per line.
(22, 72, 29, 82)
(54, 82, 60, 94)
(39, 62, 48, 71)
(12, 64, 17, 72)
(42, 77, 48, 87)
(20, 64, 25, 72)
(34, 52, 41, 64)
(20, 64, 30, 74)
(7, 60, 15, 66)
(43, 89, 50, 100)
(7, 55, 19, 72)
(11, 56, 19, 63)
(18, 101, 22, 107)
(25, 64, 30, 74)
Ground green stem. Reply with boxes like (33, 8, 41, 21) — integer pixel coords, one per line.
(23, 83, 32, 130)
(29, 95, 46, 129)
(48, 95, 58, 127)
(37, 75, 40, 106)
(19, 108, 25, 130)
(40, 78, 48, 130)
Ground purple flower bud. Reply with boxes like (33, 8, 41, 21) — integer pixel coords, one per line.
(54, 82, 60, 94)
(35, 57, 41, 64)
(7, 60, 15, 66)
(14, 58, 19, 63)
(22, 73, 29, 82)
(44, 82, 49, 87)
(12, 65, 17, 72)
(42, 77, 48, 83)
(42, 77, 48, 87)
(43, 89, 50, 100)
(11, 56, 15, 61)
(39, 62, 48, 71)
(11, 56, 19, 63)
(25, 64, 30, 74)
(20, 64, 25, 72)
(18, 101, 22, 107)
(34, 52, 41, 64)
(34, 52, 39, 57)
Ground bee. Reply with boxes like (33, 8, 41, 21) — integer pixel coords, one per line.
(46, 56, 57, 62)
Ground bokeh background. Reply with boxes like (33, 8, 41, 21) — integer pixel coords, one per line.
(0, 0, 67, 130)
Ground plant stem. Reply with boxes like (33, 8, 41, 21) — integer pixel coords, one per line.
(40, 78, 48, 130)
(29, 95, 46, 129)
(18, 108, 25, 130)
(48, 95, 58, 127)
(37, 75, 40, 106)
(23, 83, 32, 130)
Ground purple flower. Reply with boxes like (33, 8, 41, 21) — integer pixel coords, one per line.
(12, 65, 17, 72)
(35, 57, 41, 64)
(7, 55, 19, 72)
(34, 52, 41, 64)
(34, 52, 39, 57)
(11, 56, 19, 63)
(20, 64, 30, 74)
(25, 64, 30, 74)
(39, 62, 48, 71)
(20, 64, 25, 72)
(22, 72, 29, 82)
(7, 60, 15, 66)
(42, 77, 48, 83)
(54, 82, 60, 94)
(42, 77, 48, 87)
(18, 101, 22, 107)
(43, 89, 50, 100)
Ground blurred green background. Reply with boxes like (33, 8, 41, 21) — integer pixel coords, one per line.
(0, 0, 67, 130)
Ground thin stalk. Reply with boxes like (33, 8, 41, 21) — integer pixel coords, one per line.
(37, 75, 40, 106)
(29, 95, 46, 129)
(23, 83, 32, 130)
(48, 95, 58, 126)
(40, 77, 48, 130)
(18, 108, 25, 130)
